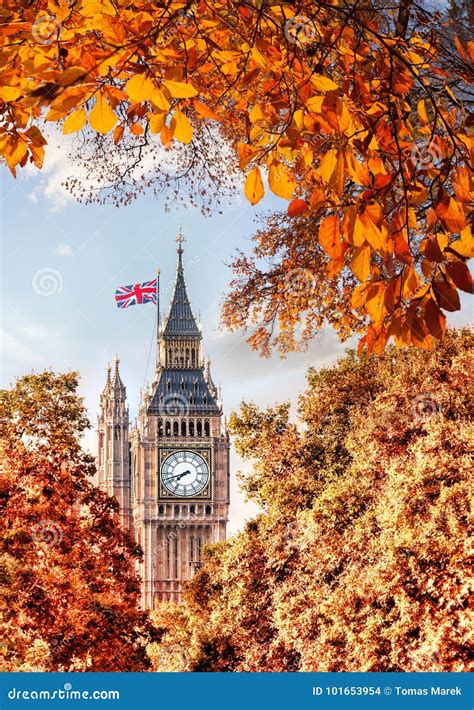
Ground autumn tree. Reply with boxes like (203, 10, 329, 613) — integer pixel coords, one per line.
(0, 0, 472, 354)
(0, 371, 153, 671)
(150, 327, 473, 671)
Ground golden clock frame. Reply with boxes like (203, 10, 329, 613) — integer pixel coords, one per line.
(157, 446, 212, 499)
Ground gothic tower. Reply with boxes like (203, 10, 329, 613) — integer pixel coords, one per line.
(97, 356, 132, 531)
(100, 230, 230, 608)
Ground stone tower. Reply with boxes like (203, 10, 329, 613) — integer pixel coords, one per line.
(99, 231, 230, 608)
(97, 356, 132, 531)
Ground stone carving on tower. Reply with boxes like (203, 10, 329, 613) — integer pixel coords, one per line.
(98, 230, 230, 608)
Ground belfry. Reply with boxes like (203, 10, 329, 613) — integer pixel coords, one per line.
(97, 231, 230, 608)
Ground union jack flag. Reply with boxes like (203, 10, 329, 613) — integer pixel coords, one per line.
(114, 279, 157, 309)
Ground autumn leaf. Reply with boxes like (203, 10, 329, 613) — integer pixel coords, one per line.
(163, 80, 198, 98)
(63, 108, 87, 134)
(288, 199, 307, 217)
(125, 74, 155, 103)
(365, 284, 386, 325)
(432, 277, 461, 311)
(148, 112, 165, 134)
(268, 165, 296, 199)
(318, 216, 344, 260)
(89, 95, 117, 134)
(350, 244, 371, 282)
(0, 86, 21, 101)
(244, 167, 264, 205)
(171, 109, 193, 144)
(424, 297, 446, 340)
(446, 261, 474, 294)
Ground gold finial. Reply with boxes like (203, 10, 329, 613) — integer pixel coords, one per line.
(114, 353, 120, 365)
(176, 225, 185, 250)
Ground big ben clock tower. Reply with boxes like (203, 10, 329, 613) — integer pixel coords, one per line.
(99, 229, 230, 609)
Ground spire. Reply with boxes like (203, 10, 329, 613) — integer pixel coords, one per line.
(112, 353, 125, 391)
(162, 228, 201, 338)
(176, 224, 185, 271)
(102, 362, 112, 395)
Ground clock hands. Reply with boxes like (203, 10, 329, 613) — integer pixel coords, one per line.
(163, 469, 193, 483)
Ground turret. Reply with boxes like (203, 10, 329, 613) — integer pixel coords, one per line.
(97, 354, 131, 531)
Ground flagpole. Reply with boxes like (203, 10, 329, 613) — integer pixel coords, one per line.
(156, 268, 160, 369)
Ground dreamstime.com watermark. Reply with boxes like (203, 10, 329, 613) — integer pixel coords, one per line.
(7, 683, 119, 702)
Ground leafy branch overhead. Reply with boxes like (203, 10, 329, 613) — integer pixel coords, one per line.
(0, 0, 473, 353)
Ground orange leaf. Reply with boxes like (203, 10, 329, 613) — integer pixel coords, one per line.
(244, 167, 264, 205)
(193, 100, 221, 121)
(318, 216, 343, 260)
(288, 199, 307, 217)
(365, 285, 386, 326)
(268, 165, 296, 199)
(113, 124, 124, 145)
(350, 244, 371, 282)
(437, 198, 467, 233)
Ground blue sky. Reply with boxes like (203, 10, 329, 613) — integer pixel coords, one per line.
(1, 129, 471, 533)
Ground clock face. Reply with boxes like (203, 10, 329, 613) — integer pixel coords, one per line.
(161, 450, 209, 497)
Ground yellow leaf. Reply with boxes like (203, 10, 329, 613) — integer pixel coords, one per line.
(148, 112, 165, 134)
(0, 86, 21, 101)
(350, 244, 371, 282)
(171, 109, 193, 144)
(125, 74, 155, 103)
(62, 108, 86, 134)
(318, 149, 337, 184)
(244, 167, 264, 205)
(268, 165, 296, 199)
(311, 74, 339, 92)
(450, 226, 474, 258)
(163, 80, 198, 98)
(89, 95, 117, 134)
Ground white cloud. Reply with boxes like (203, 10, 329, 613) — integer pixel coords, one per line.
(54, 242, 73, 256)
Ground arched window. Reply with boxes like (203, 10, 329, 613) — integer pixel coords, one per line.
(205, 505, 211, 516)
(191, 348, 196, 365)
(167, 380, 171, 392)
(190, 505, 195, 514)
(197, 419, 202, 437)
(158, 419, 163, 436)
(165, 419, 171, 436)
(194, 381, 198, 391)
(181, 419, 187, 437)
(173, 420, 179, 436)
(203, 395, 207, 405)
(204, 420, 210, 437)
(181, 380, 185, 391)
(159, 505, 164, 515)
(185, 348, 190, 366)
(189, 394, 194, 404)
(174, 505, 180, 515)
(189, 420, 195, 437)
